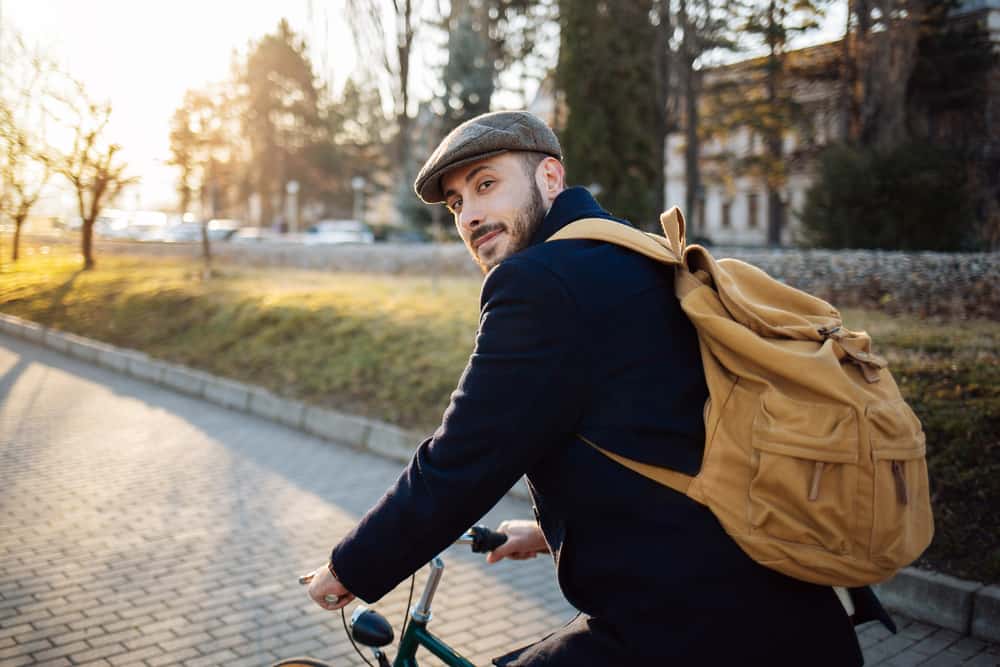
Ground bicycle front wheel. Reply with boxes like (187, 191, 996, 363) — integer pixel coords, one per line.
(271, 658, 333, 667)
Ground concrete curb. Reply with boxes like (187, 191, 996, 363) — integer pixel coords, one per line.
(874, 569, 985, 635)
(0, 311, 992, 636)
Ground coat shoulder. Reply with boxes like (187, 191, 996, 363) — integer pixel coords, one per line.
(501, 237, 674, 318)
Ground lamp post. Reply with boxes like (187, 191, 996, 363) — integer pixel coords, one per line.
(286, 180, 300, 233)
(351, 176, 366, 223)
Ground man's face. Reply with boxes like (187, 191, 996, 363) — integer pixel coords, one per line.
(441, 152, 546, 273)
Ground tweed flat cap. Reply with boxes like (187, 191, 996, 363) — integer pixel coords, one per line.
(414, 111, 562, 204)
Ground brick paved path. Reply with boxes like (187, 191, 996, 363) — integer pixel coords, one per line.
(1, 333, 997, 666)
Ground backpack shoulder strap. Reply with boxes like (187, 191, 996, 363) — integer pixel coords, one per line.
(659, 206, 686, 256)
(577, 434, 694, 495)
(548, 217, 682, 266)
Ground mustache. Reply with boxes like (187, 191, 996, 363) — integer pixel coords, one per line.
(471, 223, 505, 245)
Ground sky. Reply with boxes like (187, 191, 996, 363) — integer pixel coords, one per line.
(3, 0, 356, 213)
(2, 0, 847, 217)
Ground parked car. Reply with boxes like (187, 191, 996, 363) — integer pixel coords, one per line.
(384, 227, 431, 244)
(303, 219, 375, 245)
(162, 222, 203, 243)
(160, 220, 236, 243)
(206, 219, 240, 241)
(231, 226, 278, 243)
(94, 214, 131, 239)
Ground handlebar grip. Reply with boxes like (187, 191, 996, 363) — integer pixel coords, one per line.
(468, 525, 508, 553)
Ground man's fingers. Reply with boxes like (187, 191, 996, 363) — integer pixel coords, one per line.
(486, 549, 538, 564)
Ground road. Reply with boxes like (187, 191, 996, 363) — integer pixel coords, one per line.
(1, 333, 996, 666)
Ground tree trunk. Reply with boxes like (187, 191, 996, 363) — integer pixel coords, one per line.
(12, 215, 25, 261)
(200, 221, 213, 278)
(765, 0, 785, 246)
(82, 219, 96, 270)
(839, 3, 855, 142)
(684, 64, 701, 239)
(396, 0, 415, 171)
(651, 0, 672, 220)
(767, 187, 784, 246)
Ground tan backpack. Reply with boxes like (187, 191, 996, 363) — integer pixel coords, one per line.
(549, 207, 934, 587)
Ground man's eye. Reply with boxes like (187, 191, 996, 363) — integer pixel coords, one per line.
(449, 199, 462, 213)
(477, 180, 494, 193)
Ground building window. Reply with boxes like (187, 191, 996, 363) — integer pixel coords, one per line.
(722, 201, 732, 228)
(748, 193, 759, 228)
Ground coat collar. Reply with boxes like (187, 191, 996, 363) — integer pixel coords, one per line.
(527, 186, 632, 249)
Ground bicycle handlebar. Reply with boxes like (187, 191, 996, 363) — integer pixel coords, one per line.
(455, 525, 509, 553)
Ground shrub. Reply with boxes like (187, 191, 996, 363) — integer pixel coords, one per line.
(800, 142, 975, 251)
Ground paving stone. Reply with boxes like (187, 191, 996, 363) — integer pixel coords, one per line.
(862, 642, 896, 665)
(145, 647, 200, 666)
(32, 640, 89, 662)
(69, 642, 129, 664)
(157, 631, 214, 653)
(183, 649, 240, 667)
(912, 629, 963, 656)
(108, 645, 164, 666)
(918, 652, 971, 666)
(0, 638, 52, 660)
(33, 658, 73, 667)
(902, 621, 939, 641)
(2, 331, 998, 667)
(881, 650, 930, 666)
(947, 636, 988, 657)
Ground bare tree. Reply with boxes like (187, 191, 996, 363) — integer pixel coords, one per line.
(844, 0, 931, 150)
(346, 0, 422, 168)
(672, 0, 736, 238)
(57, 85, 138, 270)
(0, 30, 58, 262)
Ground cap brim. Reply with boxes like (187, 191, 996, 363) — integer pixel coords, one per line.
(415, 148, 509, 204)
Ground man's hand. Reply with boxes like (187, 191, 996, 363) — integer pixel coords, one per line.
(485, 519, 550, 564)
(306, 564, 356, 612)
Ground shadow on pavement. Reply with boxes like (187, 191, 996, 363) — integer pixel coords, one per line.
(0, 332, 572, 665)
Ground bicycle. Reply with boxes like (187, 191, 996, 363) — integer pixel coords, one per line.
(276, 526, 509, 667)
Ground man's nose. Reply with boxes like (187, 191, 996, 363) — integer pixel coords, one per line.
(458, 202, 484, 233)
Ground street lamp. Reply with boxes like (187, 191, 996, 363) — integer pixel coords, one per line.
(286, 180, 300, 233)
(351, 176, 366, 223)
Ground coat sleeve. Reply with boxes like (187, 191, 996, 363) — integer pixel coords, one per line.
(329, 256, 588, 602)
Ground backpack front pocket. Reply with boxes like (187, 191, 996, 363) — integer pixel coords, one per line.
(867, 400, 933, 569)
(749, 394, 859, 555)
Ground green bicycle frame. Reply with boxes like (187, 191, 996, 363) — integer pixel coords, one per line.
(393, 616, 475, 667)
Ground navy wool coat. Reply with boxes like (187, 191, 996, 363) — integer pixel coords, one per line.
(331, 187, 873, 665)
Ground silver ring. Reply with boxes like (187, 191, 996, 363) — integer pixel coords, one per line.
(324, 594, 340, 605)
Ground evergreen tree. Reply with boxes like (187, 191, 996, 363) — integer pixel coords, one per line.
(556, 0, 661, 229)
(240, 20, 325, 229)
(800, 142, 973, 251)
(441, 1, 495, 126)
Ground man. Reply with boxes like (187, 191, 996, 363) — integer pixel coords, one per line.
(307, 111, 885, 665)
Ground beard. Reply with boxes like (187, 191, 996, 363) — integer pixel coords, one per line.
(472, 184, 547, 274)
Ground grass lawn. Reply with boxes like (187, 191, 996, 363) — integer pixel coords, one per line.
(2, 246, 997, 583)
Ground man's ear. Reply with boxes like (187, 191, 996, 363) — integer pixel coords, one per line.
(535, 157, 566, 205)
